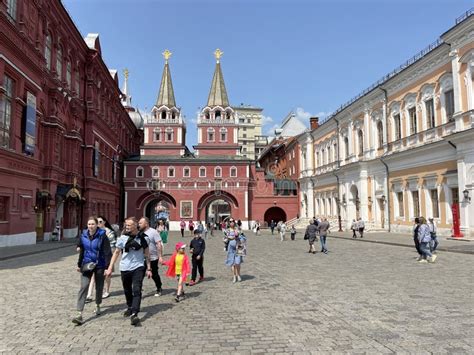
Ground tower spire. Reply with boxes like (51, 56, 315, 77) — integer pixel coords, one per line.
(156, 49, 176, 107)
(207, 48, 229, 107)
(122, 68, 132, 107)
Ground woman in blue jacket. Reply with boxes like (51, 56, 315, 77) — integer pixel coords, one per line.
(72, 216, 111, 325)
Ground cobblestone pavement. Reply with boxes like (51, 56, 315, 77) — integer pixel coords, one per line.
(1, 230, 473, 354)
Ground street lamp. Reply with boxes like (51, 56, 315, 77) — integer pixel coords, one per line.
(463, 189, 471, 203)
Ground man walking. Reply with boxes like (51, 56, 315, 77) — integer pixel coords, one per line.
(318, 218, 330, 254)
(358, 218, 365, 238)
(138, 217, 163, 297)
(270, 220, 276, 235)
(189, 229, 206, 285)
(105, 217, 152, 326)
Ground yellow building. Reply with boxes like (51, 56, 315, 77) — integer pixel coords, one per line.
(299, 10, 474, 236)
(234, 105, 268, 159)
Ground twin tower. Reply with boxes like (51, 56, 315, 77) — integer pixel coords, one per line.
(140, 49, 240, 158)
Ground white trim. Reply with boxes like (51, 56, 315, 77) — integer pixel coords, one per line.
(136, 166, 144, 178)
(124, 191, 128, 217)
(199, 166, 206, 178)
(0, 54, 42, 91)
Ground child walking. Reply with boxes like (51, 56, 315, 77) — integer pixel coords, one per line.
(163, 242, 190, 302)
(189, 229, 206, 285)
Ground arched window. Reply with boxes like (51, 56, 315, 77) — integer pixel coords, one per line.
(168, 167, 175, 177)
(165, 127, 173, 142)
(136, 166, 144, 178)
(45, 33, 52, 71)
(66, 59, 71, 88)
(220, 128, 227, 142)
(215, 166, 222, 177)
(327, 145, 331, 163)
(322, 148, 326, 165)
(207, 128, 215, 142)
(153, 128, 162, 142)
(344, 137, 349, 159)
(230, 166, 237, 177)
(151, 167, 159, 178)
(358, 130, 364, 156)
(377, 121, 384, 148)
(199, 167, 206, 177)
(161, 111, 167, 119)
(74, 67, 80, 96)
(56, 45, 63, 79)
(183, 167, 191, 177)
(215, 110, 221, 119)
(439, 74, 454, 123)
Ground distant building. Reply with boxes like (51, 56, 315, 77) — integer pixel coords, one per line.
(234, 105, 268, 159)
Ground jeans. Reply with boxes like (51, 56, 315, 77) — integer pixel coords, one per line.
(180, 229, 184, 238)
(150, 260, 162, 291)
(420, 241, 432, 259)
(414, 236, 422, 256)
(77, 268, 104, 311)
(191, 255, 204, 281)
(121, 267, 145, 315)
(430, 233, 439, 252)
(320, 235, 327, 251)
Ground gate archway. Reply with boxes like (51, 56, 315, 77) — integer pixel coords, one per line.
(264, 207, 287, 225)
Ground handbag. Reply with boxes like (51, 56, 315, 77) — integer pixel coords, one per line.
(81, 236, 101, 273)
(304, 232, 309, 240)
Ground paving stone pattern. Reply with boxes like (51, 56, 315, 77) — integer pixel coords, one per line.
(1, 230, 473, 354)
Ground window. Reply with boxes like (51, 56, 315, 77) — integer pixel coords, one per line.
(215, 167, 222, 177)
(7, 0, 17, 21)
(199, 167, 206, 177)
(136, 167, 144, 177)
(412, 191, 420, 217)
(344, 137, 349, 159)
(0, 75, 14, 148)
(183, 167, 190, 177)
(75, 69, 80, 96)
(408, 107, 417, 135)
(333, 143, 337, 161)
(431, 189, 439, 218)
(397, 192, 404, 217)
(168, 167, 175, 177)
(425, 99, 435, 129)
(394, 114, 401, 140)
(0, 196, 8, 221)
(220, 128, 227, 142)
(215, 110, 221, 119)
(230, 167, 237, 177)
(451, 188, 459, 204)
(358, 130, 363, 157)
(154, 129, 162, 142)
(242, 133, 247, 138)
(45, 33, 52, 71)
(445, 89, 454, 121)
(66, 60, 71, 88)
(152, 168, 159, 178)
(161, 111, 167, 119)
(377, 121, 384, 148)
(327, 146, 331, 163)
(165, 128, 173, 142)
(207, 128, 215, 142)
(56, 45, 63, 79)
(322, 149, 326, 165)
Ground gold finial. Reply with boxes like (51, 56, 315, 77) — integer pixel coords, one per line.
(123, 68, 129, 80)
(162, 49, 172, 63)
(214, 48, 223, 63)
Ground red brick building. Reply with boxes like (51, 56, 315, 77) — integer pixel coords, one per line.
(124, 51, 299, 229)
(0, 0, 141, 246)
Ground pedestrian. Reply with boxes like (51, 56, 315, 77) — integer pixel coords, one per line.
(237, 219, 242, 230)
(255, 220, 261, 236)
(163, 242, 190, 302)
(72, 216, 111, 325)
(318, 218, 330, 254)
(290, 225, 296, 240)
(180, 219, 186, 238)
(417, 217, 437, 263)
(138, 217, 163, 297)
(188, 220, 195, 237)
(358, 218, 365, 238)
(413, 217, 422, 260)
(428, 217, 438, 253)
(189, 229, 206, 285)
(304, 220, 318, 254)
(98, 216, 116, 299)
(223, 219, 238, 252)
(351, 219, 358, 238)
(225, 225, 247, 283)
(279, 221, 287, 241)
(270, 220, 276, 235)
(105, 217, 152, 326)
(203, 222, 208, 239)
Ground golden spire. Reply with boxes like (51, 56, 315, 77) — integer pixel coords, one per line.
(123, 68, 129, 80)
(214, 48, 223, 63)
(162, 49, 172, 63)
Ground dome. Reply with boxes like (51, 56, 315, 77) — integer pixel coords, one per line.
(128, 109, 144, 129)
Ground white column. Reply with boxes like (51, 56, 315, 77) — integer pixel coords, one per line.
(198, 127, 202, 143)
(450, 50, 462, 114)
(363, 108, 370, 157)
(306, 136, 313, 172)
(348, 121, 354, 158)
(177, 128, 182, 144)
(465, 63, 474, 111)
(144, 127, 149, 144)
(307, 180, 314, 218)
(457, 152, 474, 237)
(360, 167, 369, 222)
(244, 191, 249, 219)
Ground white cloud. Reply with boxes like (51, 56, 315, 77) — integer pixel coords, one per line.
(264, 123, 280, 136)
(261, 115, 274, 125)
(294, 107, 312, 122)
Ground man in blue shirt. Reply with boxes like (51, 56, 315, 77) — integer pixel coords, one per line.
(105, 217, 152, 326)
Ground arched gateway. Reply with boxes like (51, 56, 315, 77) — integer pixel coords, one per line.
(264, 207, 287, 224)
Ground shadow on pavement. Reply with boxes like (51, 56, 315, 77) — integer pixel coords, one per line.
(0, 245, 77, 270)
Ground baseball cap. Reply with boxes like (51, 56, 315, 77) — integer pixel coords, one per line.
(175, 242, 186, 250)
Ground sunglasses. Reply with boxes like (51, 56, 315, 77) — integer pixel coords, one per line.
(98, 220, 104, 223)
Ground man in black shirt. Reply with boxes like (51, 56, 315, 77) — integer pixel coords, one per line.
(189, 229, 206, 285)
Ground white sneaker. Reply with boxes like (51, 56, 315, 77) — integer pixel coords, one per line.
(418, 259, 428, 263)
(237, 275, 242, 282)
(429, 255, 437, 263)
(94, 305, 101, 316)
(232, 276, 237, 283)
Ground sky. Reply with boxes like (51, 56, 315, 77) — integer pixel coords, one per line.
(62, 0, 473, 147)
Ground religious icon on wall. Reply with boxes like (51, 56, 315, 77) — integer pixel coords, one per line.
(180, 201, 193, 218)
